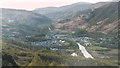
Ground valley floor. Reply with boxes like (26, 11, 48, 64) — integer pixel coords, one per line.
(2, 30, 119, 66)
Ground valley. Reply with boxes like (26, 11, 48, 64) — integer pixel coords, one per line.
(1, 1, 119, 67)
(2, 28, 118, 66)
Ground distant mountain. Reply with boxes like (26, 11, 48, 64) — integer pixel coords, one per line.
(1, 8, 53, 37)
(53, 2, 118, 34)
(2, 8, 53, 26)
(34, 2, 109, 22)
(34, 2, 92, 21)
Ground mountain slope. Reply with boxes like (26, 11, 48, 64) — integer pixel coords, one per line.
(2, 8, 53, 27)
(86, 2, 118, 34)
(1, 8, 53, 38)
(34, 2, 109, 22)
(53, 2, 118, 34)
(34, 2, 92, 21)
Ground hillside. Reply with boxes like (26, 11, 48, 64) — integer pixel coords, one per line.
(53, 2, 118, 34)
(34, 2, 92, 21)
(2, 8, 53, 26)
(34, 2, 109, 22)
(86, 2, 118, 34)
(1, 8, 53, 38)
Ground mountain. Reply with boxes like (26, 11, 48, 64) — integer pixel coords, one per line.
(2, 8, 53, 26)
(34, 2, 109, 22)
(34, 2, 92, 21)
(86, 2, 118, 34)
(34, 2, 91, 14)
(1, 8, 53, 38)
(53, 2, 118, 34)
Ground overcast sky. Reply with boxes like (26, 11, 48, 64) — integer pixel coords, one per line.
(0, 0, 113, 10)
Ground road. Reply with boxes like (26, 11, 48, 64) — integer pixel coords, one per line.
(77, 43, 94, 59)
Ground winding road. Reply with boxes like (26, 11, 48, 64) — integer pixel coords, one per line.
(77, 43, 94, 59)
